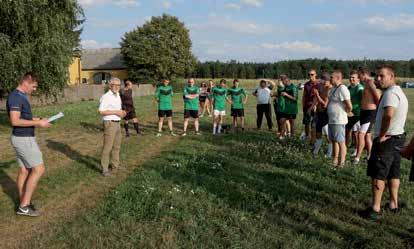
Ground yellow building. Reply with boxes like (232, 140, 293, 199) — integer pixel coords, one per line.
(68, 48, 128, 85)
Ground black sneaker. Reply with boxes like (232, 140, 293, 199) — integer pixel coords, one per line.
(359, 207, 381, 221)
(384, 202, 404, 214)
(16, 205, 40, 217)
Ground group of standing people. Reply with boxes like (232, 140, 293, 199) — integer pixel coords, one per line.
(5, 66, 413, 221)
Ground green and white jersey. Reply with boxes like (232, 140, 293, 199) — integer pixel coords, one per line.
(227, 87, 247, 109)
(155, 85, 173, 111)
(183, 85, 200, 111)
(212, 86, 228, 111)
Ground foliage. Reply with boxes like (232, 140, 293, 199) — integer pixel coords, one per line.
(0, 0, 83, 96)
(121, 14, 197, 83)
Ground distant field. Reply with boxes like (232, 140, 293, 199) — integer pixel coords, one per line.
(0, 88, 413, 248)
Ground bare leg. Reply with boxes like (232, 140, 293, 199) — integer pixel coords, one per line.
(167, 117, 173, 131)
(366, 133, 373, 159)
(16, 167, 30, 201)
(388, 179, 400, 209)
(158, 117, 164, 132)
(241, 117, 245, 129)
(20, 165, 45, 207)
(356, 132, 366, 160)
(289, 119, 295, 135)
(339, 142, 347, 165)
(195, 118, 199, 132)
(332, 142, 339, 165)
(371, 178, 385, 212)
(183, 118, 189, 133)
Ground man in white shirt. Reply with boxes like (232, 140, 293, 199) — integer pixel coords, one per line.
(362, 65, 408, 220)
(327, 71, 352, 168)
(253, 80, 273, 130)
(99, 77, 126, 176)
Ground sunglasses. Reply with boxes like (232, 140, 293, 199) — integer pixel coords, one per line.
(308, 74, 315, 76)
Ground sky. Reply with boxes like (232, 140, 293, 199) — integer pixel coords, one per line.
(78, 0, 414, 62)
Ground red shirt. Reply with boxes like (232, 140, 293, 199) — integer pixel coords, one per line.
(303, 80, 320, 110)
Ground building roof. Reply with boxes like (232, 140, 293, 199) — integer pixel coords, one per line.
(82, 48, 126, 70)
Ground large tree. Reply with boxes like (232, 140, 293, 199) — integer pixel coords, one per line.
(121, 14, 196, 82)
(0, 0, 83, 96)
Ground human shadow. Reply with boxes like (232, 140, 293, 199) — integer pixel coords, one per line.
(0, 160, 19, 207)
(79, 122, 103, 133)
(46, 140, 101, 173)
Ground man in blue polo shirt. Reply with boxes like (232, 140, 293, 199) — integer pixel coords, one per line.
(7, 72, 51, 217)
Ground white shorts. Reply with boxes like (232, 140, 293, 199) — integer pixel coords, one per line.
(352, 121, 361, 132)
(359, 122, 370, 133)
(11, 136, 44, 168)
(322, 124, 329, 136)
(213, 110, 226, 116)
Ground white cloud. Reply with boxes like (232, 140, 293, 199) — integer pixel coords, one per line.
(240, 0, 263, 7)
(81, 39, 113, 49)
(309, 23, 337, 32)
(190, 15, 283, 35)
(261, 41, 333, 54)
(161, 0, 172, 9)
(305, 0, 407, 4)
(224, 0, 263, 10)
(79, 0, 140, 8)
(364, 14, 414, 34)
(224, 3, 242, 10)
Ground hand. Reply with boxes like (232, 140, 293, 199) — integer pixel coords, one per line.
(281, 92, 287, 97)
(116, 110, 126, 118)
(378, 136, 390, 143)
(313, 89, 319, 96)
(400, 146, 412, 159)
(39, 118, 51, 128)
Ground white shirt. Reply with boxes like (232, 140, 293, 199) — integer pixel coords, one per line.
(99, 90, 122, 121)
(254, 87, 272, 104)
(374, 85, 408, 138)
(327, 84, 351, 125)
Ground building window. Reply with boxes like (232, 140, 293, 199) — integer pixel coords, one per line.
(93, 72, 112, 84)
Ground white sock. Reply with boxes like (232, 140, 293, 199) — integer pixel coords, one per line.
(213, 124, 217, 134)
(326, 143, 333, 157)
(218, 124, 222, 134)
(313, 139, 323, 155)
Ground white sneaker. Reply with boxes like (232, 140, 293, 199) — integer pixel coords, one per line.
(156, 132, 162, 137)
(182, 133, 187, 137)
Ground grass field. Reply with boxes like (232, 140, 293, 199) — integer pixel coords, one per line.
(0, 88, 413, 249)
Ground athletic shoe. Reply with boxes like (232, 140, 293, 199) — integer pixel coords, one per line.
(182, 133, 187, 137)
(196, 131, 201, 136)
(352, 158, 360, 165)
(351, 149, 357, 157)
(200, 114, 204, 118)
(16, 205, 40, 217)
(156, 132, 162, 137)
(170, 131, 177, 136)
(359, 207, 381, 221)
(102, 171, 111, 177)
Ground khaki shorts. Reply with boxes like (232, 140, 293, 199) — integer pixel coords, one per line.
(10, 136, 44, 168)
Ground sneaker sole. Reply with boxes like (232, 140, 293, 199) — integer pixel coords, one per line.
(16, 211, 40, 217)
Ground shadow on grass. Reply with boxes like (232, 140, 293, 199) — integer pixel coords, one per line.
(149, 131, 412, 248)
(0, 160, 19, 207)
(46, 140, 101, 173)
(79, 122, 103, 133)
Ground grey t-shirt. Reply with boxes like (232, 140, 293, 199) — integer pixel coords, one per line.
(374, 85, 408, 138)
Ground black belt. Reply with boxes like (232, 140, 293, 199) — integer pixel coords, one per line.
(385, 134, 405, 139)
(105, 120, 120, 123)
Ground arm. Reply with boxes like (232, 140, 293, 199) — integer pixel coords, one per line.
(9, 111, 50, 128)
(369, 83, 381, 105)
(243, 94, 249, 105)
(401, 136, 414, 159)
(378, 106, 395, 142)
(344, 100, 352, 113)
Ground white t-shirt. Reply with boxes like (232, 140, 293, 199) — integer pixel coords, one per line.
(327, 84, 351, 125)
(99, 90, 122, 121)
(374, 85, 408, 138)
(254, 87, 272, 104)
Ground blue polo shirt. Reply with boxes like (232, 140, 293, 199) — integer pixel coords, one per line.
(7, 89, 35, 137)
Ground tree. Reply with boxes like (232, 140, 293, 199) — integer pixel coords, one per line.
(121, 14, 196, 82)
(0, 0, 83, 96)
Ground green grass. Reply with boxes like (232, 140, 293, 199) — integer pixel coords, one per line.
(1, 89, 414, 249)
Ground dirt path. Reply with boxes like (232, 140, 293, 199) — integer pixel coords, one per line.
(0, 133, 179, 249)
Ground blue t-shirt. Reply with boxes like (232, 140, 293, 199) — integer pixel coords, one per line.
(7, 89, 35, 137)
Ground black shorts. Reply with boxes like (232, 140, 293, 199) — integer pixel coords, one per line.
(199, 96, 207, 102)
(367, 135, 405, 180)
(279, 112, 296, 120)
(184, 110, 199, 119)
(360, 109, 376, 133)
(315, 111, 329, 133)
(346, 116, 360, 130)
(158, 110, 172, 118)
(231, 108, 245, 117)
(124, 109, 137, 121)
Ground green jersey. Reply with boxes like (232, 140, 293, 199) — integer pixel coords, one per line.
(183, 85, 200, 111)
(348, 83, 364, 116)
(155, 85, 173, 111)
(212, 86, 228, 111)
(279, 84, 298, 115)
(227, 87, 246, 109)
(276, 86, 285, 113)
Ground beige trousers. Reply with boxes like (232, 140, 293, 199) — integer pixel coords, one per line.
(101, 121, 122, 172)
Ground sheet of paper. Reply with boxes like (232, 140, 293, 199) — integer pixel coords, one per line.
(48, 112, 64, 122)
